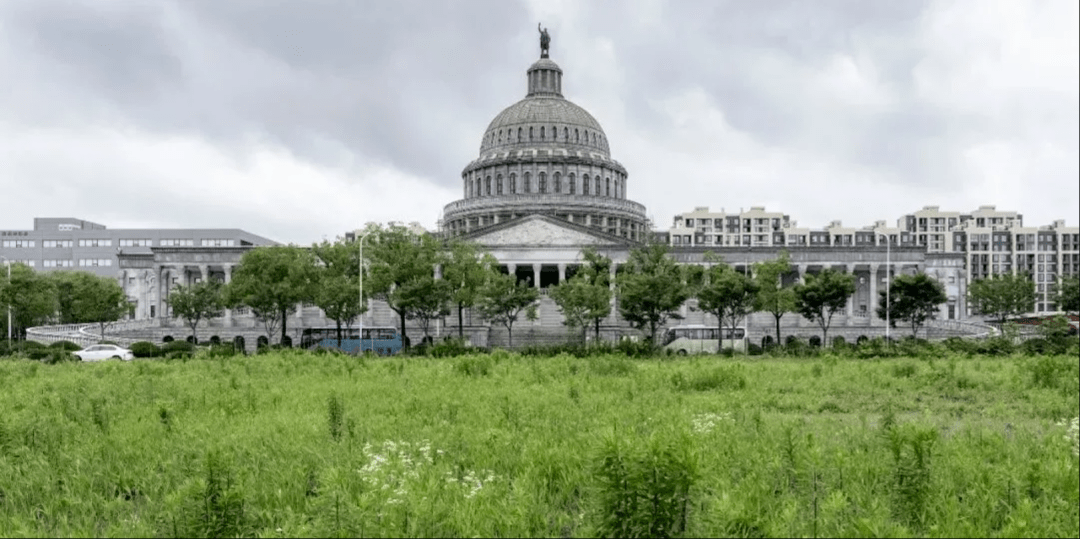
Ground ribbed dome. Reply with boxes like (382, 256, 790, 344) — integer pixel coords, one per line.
(477, 55, 611, 155)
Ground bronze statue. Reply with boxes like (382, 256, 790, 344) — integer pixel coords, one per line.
(538, 23, 550, 58)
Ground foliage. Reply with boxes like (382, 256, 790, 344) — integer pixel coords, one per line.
(0, 262, 57, 340)
(225, 246, 319, 345)
(695, 259, 759, 351)
(311, 240, 365, 347)
(617, 244, 690, 344)
(400, 275, 453, 340)
(877, 273, 948, 338)
(753, 251, 798, 346)
(477, 271, 538, 348)
(130, 341, 161, 358)
(550, 251, 613, 342)
(69, 272, 134, 341)
(593, 432, 698, 538)
(795, 269, 856, 346)
(1057, 275, 1080, 316)
(47, 340, 82, 351)
(168, 280, 224, 345)
(442, 240, 497, 340)
(365, 224, 445, 350)
(968, 273, 1036, 326)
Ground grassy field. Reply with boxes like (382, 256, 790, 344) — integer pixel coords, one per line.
(0, 350, 1077, 537)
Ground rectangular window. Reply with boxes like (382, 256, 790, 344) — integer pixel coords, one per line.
(77, 239, 112, 247)
(119, 239, 152, 247)
(1, 240, 35, 248)
(160, 239, 195, 247)
(43, 260, 74, 268)
(42, 240, 74, 248)
(200, 239, 235, 247)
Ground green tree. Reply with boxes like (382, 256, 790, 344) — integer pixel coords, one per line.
(225, 246, 319, 345)
(441, 240, 496, 340)
(399, 275, 453, 344)
(753, 251, 798, 346)
(876, 273, 947, 339)
(0, 263, 57, 340)
(66, 271, 134, 341)
(48, 271, 82, 324)
(795, 269, 856, 345)
(617, 244, 690, 344)
(1056, 275, 1079, 316)
(312, 240, 365, 347)
(168, 279, 224, 344)
(696, 261, 759, 351)
(477, 271, 539, 348)
(549, 248, 612, 342)
(968, 273, 1036, 326)
(366, 224, 443, 350)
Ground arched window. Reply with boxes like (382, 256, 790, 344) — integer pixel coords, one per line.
(584, 131, 589, 145)
(593, 133, 598, 146)
(517, 127, 522, 142)
(539, 172, 547, 194)
(569, 173, 576, 194)
(510, 173, 517, 194)
(552, 126, 557, 141)
(563, 127, 569, 140)
(498, 130, 502, 143)
(486, 176, 492, 196)
(529, 127, 534, 141)
(524, 171, 531, 193)
(605, 177, 611, 197)
(554, 172, 561, 194)
(540, 126, 545, 140)
(595, 178, 601, 196)
(476, 178, 482, 197)
(496, 174, 503, 195)
(575, 129, 580, 143)
(583, 175, 590, 195)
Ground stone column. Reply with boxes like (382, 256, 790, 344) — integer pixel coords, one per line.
(557, 263, 566, 284)
(868, 264, 879, 325)
(846, 264, 856, 326)
(198, 264, 208, 284)
(155, 265, 165, 323)
(532, 263, 541, 288)
(507, 263, 517, 283)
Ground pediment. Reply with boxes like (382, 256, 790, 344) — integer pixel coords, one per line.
(469, 215, 624, 247)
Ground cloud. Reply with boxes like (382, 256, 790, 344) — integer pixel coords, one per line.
(0, 0, 1076, 244)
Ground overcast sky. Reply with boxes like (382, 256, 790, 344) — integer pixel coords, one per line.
(1, 0, 1077, 244)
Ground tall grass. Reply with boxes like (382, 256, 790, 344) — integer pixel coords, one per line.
(0, 349, 1076, 537)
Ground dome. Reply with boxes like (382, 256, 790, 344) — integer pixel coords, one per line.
(477, 57, 611, 156)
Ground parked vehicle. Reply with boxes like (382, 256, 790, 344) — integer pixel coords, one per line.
(74, 344, 134, 362)
(300, 326, 403, 356)
(662, 325, 747, 355)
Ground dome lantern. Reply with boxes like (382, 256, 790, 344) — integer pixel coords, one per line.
(527, 58, 563, 98)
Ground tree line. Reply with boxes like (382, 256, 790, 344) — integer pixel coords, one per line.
(4, 226, 1077, 349)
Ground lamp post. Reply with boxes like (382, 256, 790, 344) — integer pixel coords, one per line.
(357, 231, 372, 351)
(1, 257, 11, 344)
(875, 233, 891, 343)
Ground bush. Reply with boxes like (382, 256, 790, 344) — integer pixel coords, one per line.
(130, 341, 161, 358)
(427, 338, 484, 358)
(454, 355, 494, 377)
(162, 340, 196, 354)
(205, 344, 238, 358)
(747, 343, 763, 356)
(977, 336, 1014, 356)
(41, 349, 78, 365)
(671, 366, 746, 392)
(162, 335, 174, 343)
(593, 433, 698, 538)
(616, 338, 656, 358)
(48, 340, 82, 351)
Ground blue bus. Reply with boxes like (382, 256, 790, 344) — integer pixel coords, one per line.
(300, 326, 403, 356)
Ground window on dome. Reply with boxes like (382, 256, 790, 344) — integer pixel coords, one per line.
(583, 175, 590, 195)
(540, 126, 545, 140)
(554, 172, 561, 194)
(498, 130, 502, 143)
(529, 127, 534, 141)
(595, 179, 601, 196)
(564, 127, 569, 140)
(575, 129, 580, 143)
(496, 174, 503, 195)
(606, 178, 611, 197)
(569, 173, 576, 194)
(593, 133, 598, 146)
(524, 172, 531, 193)
(486, 176, 492, 196)
(510, 173, 517, 194)
(517, 128, 522, 142)
(539, 172, 547, 193)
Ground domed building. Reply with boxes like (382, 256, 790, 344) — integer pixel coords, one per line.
(442, 47, 649, 241)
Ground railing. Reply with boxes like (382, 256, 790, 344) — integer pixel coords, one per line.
(443, 194, 647, 216)
(27, 319, 155, 347)
(925, 319, 998, 339)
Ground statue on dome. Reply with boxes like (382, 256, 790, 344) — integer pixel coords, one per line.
(538, 23, 550, 58)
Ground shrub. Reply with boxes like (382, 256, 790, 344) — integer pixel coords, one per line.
(205, 344, 238, 359)
(593, 433, 698, 538)
(808, 336, 822, 348)
(48, 340, 82, 351)
(454, 355, 494, 377)
(130, 341, 161, 358)
(832, 336, 847, 350)
(162, 335, 174, 343)
(977, 336, 1014, 356)
(41, 349, 78, 364)
(162, 340, 195, 354)
(747, 343, 763, 356)
(427, 338, 483, 358)
(1027, 354, 1079, 393)
(616, 338, 656, 358)
(671, 366, 746, 392)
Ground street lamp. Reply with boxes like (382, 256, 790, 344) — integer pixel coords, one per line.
(1, 257, 11, 344)
(875, 233, 892, 343)
(357, 231, 373, 350)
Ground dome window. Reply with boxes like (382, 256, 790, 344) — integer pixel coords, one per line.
(498, 130, 502, 143)
(569, 173, 576, 195)
(606, 177, 611, 197)
(575, 129, 579, 143)
(563, 127, 568, 141)
(486, 176, 492, 196)
(554, 172, 561, 194)
(496, 174, 503, 195)
(510, 173, 517, 194)
(539, 172, 547, 194)
(529, 127, 534, 141)
(583, 175, 590, 195)
(524, 171, 531, 193)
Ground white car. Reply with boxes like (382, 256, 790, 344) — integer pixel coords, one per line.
(74, 344, 134, 362)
